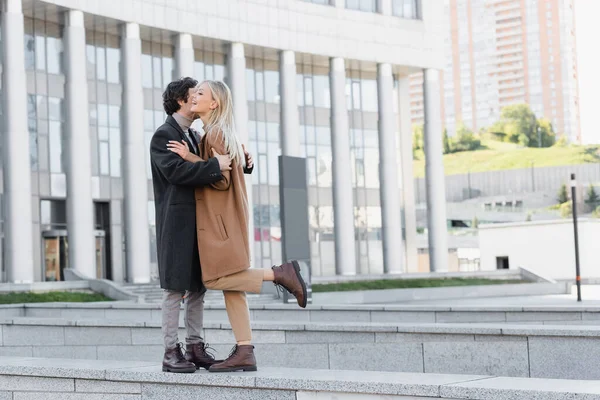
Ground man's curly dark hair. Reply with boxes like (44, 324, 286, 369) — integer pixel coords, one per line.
(162, 77, 198, 115)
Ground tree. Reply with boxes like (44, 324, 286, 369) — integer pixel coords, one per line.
(537, 118, 557, 147)
(560, 201, 572, 219)
(451, 123, 481, 153)
(412, 124, 424, 156)
(500, 104, 537, 145)
(586, 185, 600, 205)
(557, 184, 569, 204)
(593, 205, 600, 219)
(488, 104, 555, 148)
(442, 128, 451, 154)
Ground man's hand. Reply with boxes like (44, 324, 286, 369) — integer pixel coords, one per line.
(212, 148, 232, 171)
(242, 144, 254, 169)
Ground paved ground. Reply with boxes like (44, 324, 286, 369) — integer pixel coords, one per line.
(377, 285, 600, 307)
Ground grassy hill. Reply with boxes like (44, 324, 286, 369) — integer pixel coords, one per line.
(413, 140, 600, 178)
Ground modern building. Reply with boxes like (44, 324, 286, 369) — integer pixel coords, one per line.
(479, 219, 600, 280)
(410, 0, 581, 143)
(0, 0, 447, 284)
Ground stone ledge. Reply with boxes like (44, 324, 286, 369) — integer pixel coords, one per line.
(1, 357, 600, 399)
(3, 317, 600, 337)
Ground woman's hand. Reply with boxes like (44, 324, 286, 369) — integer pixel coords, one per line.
(167, 140, 191, 161)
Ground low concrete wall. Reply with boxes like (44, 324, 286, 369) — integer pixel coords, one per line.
(4, 356, 600, 400)
(312, 282, 569, 305)
(312, 268, 527, 284)
(2, 318, 600, 379)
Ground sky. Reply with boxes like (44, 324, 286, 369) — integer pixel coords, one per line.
(574, 0, 600, 144)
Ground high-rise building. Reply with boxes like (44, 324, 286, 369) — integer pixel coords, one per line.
(411, 0, 580, 142)
(0, 0, 449, 284)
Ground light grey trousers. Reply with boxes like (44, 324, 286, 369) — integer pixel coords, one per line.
(161, 290, 205, 350)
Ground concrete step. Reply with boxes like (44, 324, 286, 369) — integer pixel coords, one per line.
(1, 317, 600, 380)
(3, 356, 600, 400)
(4, 302, 600, 325)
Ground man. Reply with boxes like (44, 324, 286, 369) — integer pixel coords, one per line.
(150, 77, 254, 373)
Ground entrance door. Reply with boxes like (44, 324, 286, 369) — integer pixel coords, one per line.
(42, 230, 69, 281)
(95, 230, 107, 279)
(43, 230, 108, 281)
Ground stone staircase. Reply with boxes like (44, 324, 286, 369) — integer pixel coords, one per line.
(119, 283, 278, 304)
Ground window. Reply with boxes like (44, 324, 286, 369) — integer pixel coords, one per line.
(392, 0, 420, 19)
(301, 0, 331, 4)
(346, 0, 377, 13)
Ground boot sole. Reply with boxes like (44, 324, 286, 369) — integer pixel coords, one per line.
(162, 366, 196, 373)
(209, 365, 258, 373)
(292, 260, 308, 308)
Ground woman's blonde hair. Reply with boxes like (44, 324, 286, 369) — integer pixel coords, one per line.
(198, 80, 245, 166)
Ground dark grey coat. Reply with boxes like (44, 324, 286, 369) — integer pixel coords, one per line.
(150, 115, 222, 293)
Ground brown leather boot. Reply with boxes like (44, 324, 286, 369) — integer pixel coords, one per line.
(272, 260, 307, 308)
(208, 345, 257, 373)
(184, 342, 220, 370)
(162, 343, 196, 373)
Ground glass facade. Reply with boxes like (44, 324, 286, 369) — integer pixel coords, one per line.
(24, 15, 66, 281)
(194, 48, 226, 82)
(246, 57, 282, 269)
(345, 0, 377, 12)
(297, 62, 335, 276)
(142, 36, 174, 278)
(346, 69, 383, 274)
(86, 25, 123, 181)
(25, 17, 66, 197)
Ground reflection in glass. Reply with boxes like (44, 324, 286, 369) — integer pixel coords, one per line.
(162, 58, 173, 88)
(49, 121, 62, 173)
(265, 71, 280, 103)
(96, 47, 106, 80)
(46, 37, 62, 74)
(24, 34, 35, 70)
(313, 75, 331, 108)
(108, 105, 120, 128)
(35, 36, 46, 71)
(48, 97, 62, 121)
(99, 142, 109, 175)
(97, 104, 108, 127)
(109, 128, 121, 177)
(106, 48, 120, 84)
(142, 54, 152, 88)
(152, 56, 162, 88)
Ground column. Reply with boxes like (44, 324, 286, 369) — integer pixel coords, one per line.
(377, 63, 403, 274)
(279, 50, 300, 157)
(330, 57, 357, 276)
(227, 43, 254, 261)
(377, 0, 392, 15)
(174, 33, 194, 79)
(397, 75, 418, 272)
(121, 23, 151, 283)
(2, 0, 34, 282)
(63, 10, 95, 279)
(423, 68, 449, 272)
(334, 0, 345, 8)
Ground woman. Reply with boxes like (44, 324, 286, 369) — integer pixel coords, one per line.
(167, 80, 307, 373)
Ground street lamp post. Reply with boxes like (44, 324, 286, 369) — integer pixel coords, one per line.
(570, 173, 582, 302)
